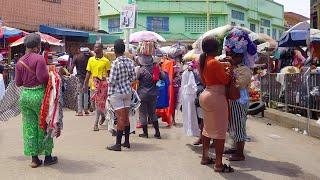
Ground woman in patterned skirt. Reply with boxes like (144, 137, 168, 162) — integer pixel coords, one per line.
(15, 33, 59, 168)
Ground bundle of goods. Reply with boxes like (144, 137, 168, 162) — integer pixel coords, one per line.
(249, 87, 261, 102)
(167, 42, 188, 59)
(137, 41, 157, 56)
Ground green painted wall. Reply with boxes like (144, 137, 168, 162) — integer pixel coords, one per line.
(100, 0, 285, 41)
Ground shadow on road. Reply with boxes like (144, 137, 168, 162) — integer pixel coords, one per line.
(185, 145, 319, 179)
(126, 142, 164, 152)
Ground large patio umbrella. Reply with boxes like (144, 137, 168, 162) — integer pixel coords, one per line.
(130, 31, 166, 43)
(278, 21, 310, 47)
(10, 32, 63, 47)
(0, 26, 26, 46)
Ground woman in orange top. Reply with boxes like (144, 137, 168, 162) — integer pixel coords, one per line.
(199, 36, 233, 173)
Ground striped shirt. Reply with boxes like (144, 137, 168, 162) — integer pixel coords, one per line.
(108, 56, 136, 96)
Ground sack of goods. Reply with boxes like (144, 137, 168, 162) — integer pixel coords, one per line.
(137, 41, 156, 56)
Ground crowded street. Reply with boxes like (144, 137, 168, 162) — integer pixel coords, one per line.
(0, 110, 320, 180)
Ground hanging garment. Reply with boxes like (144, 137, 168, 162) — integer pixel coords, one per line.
(0, 81, 22, 121)
(181, 70, 200, 136)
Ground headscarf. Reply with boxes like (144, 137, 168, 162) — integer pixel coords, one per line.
(223, 28, 258, 68)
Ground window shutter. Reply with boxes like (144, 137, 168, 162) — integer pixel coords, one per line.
(146, 17, 153, 31)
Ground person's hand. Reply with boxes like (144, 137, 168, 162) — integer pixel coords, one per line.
(224, 56, 233, 63)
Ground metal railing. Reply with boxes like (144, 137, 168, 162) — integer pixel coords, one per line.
(261, 73, 320, 115)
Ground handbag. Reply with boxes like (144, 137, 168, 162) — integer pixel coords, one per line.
(226, 77, 240, 100)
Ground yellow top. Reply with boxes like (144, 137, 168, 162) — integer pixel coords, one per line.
(86, 56, 111, 89)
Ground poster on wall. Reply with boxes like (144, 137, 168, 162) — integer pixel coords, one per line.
(120, 4, 136, 29)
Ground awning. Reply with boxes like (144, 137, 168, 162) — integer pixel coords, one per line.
(88, 32, 120, 44)
(39, 25, 89, 37)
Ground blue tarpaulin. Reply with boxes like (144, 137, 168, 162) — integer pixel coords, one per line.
(39, 25, 89, 37)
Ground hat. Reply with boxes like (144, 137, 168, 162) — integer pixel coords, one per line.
(138, 55, 153, 66)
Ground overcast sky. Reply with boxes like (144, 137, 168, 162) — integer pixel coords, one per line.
(274, 0, 310, 18)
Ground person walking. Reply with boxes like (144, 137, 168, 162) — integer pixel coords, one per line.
(83, 43, 111, 131)
(198, 36, 233, 173)
(136, 55, 162, 139)
(107, 39, 136, 151)
(15, 33, 58, 168)
(70, 47, 91, 116)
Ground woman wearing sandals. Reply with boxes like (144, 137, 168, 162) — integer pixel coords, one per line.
(107, 39, 136, 151)
(15, 33, 58, 168)
(223, 29, 256, 162)
(198, 36, 234, 173)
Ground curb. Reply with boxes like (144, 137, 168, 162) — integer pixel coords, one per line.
(264, 108, 320, 139)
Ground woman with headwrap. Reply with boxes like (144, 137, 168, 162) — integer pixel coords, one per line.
(199, 36, 233, 173)
(223, 29, 255, 161)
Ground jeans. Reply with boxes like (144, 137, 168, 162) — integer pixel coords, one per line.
(139, 96, 158, 126)
(77, 78, 88, 113)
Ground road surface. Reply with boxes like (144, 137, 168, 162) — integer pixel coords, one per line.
(0, 109, 320, 180)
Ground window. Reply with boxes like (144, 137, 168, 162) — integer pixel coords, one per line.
(261, 19, 271, 27)
(260, 27, 264, 34)
(42, 0, 61, 3)
(147, 17, 169, 32)
(231, 10, 245, 21)
(250, 24, 256, 32)
(272, 28, 277, 40)
(278, 30, 283, 39)
(240, 24, 245, 27)
(267, 29, 271, 36)
(185, 17, 218, 33)
(108, 18, 121, 33)
(231, 22, 236, 26)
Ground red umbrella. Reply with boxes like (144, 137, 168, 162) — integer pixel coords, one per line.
(10, 32, 63, 47)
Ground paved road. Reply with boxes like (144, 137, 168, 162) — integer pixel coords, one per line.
(1, 109, 320, 180)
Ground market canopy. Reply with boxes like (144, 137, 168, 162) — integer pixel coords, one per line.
(88, 32, 120, 44)
(278, 21, 309, 47)
(0, 26, 28, 43)
(10, 32, 63, 47)
(39, 25, 89, 37)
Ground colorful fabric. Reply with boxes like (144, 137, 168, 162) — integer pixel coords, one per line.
(156, 72, 170, 109)
(91, 78, 108, 112)
(228, 100, 248, 142)
(138, 41, 156, 56)
(223, 28, 258, 68)
(19, 86, 53, 156)
(0, 81, 22, 121)
(108, 56, 136, 96)
(156, 58, 175, 125)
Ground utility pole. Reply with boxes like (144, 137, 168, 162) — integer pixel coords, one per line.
(206, 0, 210, 31)
(125, 0, 132, 52)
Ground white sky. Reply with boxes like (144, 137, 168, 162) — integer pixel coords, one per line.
(274, 0, 310, 18)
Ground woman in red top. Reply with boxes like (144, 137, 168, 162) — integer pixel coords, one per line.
(199, 36, 233, 173)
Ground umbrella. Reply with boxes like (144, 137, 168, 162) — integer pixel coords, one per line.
(0, 26, 23, 39)
(10, 32, 63, 47)
(310, 28, 320, 42)
(278, 21, 310, 47)
(130, 31, 166, 43)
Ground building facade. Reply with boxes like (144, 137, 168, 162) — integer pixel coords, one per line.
(0, 0, 99, 31)
(100, 0, 285, 42)
(284, 12, 309, 30)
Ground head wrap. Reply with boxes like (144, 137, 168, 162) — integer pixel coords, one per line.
(223, 28, 258, 68)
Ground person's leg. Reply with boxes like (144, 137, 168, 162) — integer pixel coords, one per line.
(201, 135, 213, 165)
(214, 139, 225, 168)
(122, 107, 130, 148)
(139, 101, 149, 138)
(150, 97, 161, 139)
(194, 119, 203, 146)
(76, 78, 84, 115)
(93, 110, 100, 131)
(107, 108, 125, 151)
(83, 86, 89, 114)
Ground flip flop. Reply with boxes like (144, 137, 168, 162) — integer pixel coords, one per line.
(200, 158, 215, 165)
(30, 160, 43, 168)
(214, 164, 234, 173)
(75, 113, 83, 116)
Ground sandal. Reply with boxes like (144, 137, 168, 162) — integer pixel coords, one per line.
(75, 112, 83, 116)
(44, 156, 58, 166)
(200, 158, 215, 165)
(227, 155, 245, 161)
(214, 164, 234, 173)
(30, 159, 42, 168)
(99, 117, 106, 125)
(193, 139, 202, 146)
